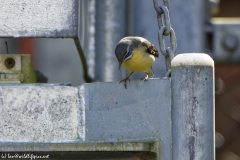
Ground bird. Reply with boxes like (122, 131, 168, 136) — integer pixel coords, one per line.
(115, 36, 159, 88)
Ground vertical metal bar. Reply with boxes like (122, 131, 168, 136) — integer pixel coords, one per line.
(78, 0, 96, 81)
(95, 0, 127, 82)
(171, 53, 215, 160)
(76, 0, 93, 83)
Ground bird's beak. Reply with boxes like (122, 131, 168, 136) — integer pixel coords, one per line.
(119, 62, 122, 70)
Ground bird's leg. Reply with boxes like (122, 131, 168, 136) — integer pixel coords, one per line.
(141, 67, 154, 82)
(119, 71, 134, 89)
(140, 74, 149, 82)
(149, 74, 154, 78)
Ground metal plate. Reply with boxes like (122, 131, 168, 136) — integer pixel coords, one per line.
(211, 18, 240, 63)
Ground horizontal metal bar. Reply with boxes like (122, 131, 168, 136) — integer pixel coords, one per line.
(0, 141, 157, 152)
(0, 0, 78, 38)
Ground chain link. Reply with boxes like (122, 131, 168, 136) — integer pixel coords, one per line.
(163, 0, 169, 9)
(153, 0, 177, 77)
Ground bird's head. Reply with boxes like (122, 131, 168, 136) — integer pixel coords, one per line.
(115, 39, 134, 69)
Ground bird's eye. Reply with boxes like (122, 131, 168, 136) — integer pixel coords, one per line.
(124, 52, 130, 60)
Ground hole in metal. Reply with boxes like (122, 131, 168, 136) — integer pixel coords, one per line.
(5, 58, 15, 69)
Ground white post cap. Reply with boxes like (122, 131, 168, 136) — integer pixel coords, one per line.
(171, 53, 214, 67)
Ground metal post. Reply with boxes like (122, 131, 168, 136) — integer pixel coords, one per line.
(95, 0, 127, 82)
(171, 53, 215, 160)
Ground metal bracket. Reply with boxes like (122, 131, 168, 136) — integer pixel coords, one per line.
(0, 54, 35, 83)
(210, 18, 240, 63)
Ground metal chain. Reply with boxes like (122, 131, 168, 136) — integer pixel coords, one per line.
(153, 0, 177, 77)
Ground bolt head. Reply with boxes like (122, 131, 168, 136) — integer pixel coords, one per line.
(222, 35, 239, 52)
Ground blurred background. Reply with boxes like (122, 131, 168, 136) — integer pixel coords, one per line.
(0, 0, 240, 159)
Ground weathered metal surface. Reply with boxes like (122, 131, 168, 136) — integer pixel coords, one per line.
(171, 53, 215, 160)
(0, 0, 78, 38)
(0, 85, 84, 142)
(0, 79, 171, 160)
(82, 79, 171, 160)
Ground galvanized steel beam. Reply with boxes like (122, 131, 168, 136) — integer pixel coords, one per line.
(0, 0, 78, 38)
(95, 0, 128, 82)
(171, 53, 215, 160)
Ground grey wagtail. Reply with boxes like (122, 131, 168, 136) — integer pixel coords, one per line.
(115, 36, 159, 88)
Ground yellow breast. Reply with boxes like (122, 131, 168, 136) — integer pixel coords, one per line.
(122, 47, 155, 72)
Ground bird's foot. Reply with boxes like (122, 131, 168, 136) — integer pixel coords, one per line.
(140, 74, 154, 82)
(140, 75, 150, 82)
(119, 77, 130, 89)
